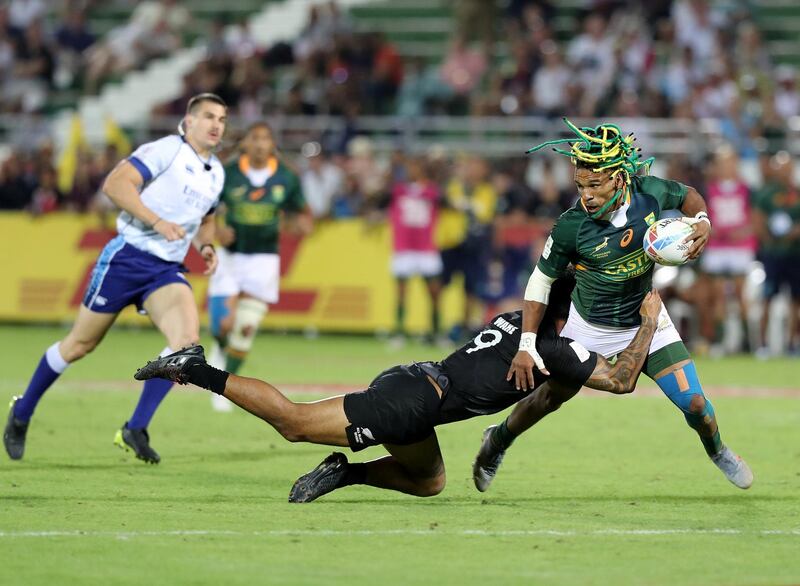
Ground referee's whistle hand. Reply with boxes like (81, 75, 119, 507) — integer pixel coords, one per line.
(155, 220, 186, 241)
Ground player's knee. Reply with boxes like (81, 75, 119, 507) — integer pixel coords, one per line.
(688, 393, 706, 415)
(273, 407, 306, 443)
(228, 298, 267, 353)
(415, 471, 446, 497)
(544, 393, 564, 413)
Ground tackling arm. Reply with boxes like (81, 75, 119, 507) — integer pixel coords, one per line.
(584, 312, 657, 394)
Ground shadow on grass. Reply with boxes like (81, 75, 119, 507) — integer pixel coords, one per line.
(326, 493, 799, 506)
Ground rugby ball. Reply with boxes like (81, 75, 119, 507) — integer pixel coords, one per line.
(643, 218, 694, 266)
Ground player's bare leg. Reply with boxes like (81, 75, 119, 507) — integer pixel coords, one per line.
(366, 436, 446, 496)
(59, 305, 120, 362)
(225, 375, 351, 446)
(115, 283, 200, 463)
(145, 283, 202, 350)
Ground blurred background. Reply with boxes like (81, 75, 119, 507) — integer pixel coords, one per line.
(1, 0, 799, 359)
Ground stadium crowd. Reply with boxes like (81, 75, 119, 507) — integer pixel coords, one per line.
(0, 0, 798, 356)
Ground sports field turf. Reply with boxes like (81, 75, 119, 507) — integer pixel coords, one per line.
(1, 325, 798, 585)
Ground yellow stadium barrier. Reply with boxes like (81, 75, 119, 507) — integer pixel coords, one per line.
(0, 213, 467, 334)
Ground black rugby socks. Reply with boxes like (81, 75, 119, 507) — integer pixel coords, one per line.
(185, 363, 229, 395)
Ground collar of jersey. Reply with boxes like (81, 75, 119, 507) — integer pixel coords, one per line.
(239, 155, 278, 177)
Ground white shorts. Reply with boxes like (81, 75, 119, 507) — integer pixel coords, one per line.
(700, 247, 755, 276)
(207, 248, 280, 303)
(559, 302, 682, 359)
(391, 251, 443, 278)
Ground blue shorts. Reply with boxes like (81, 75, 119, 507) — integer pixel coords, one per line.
(82, 236, 191, 313)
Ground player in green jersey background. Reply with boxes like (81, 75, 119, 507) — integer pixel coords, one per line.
(207, 122, 312, 411)
(494, 119, 753, 489)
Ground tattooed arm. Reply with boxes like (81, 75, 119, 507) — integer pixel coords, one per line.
(584, 291, 662, 394)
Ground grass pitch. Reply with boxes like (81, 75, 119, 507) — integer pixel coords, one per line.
(0, 325, 798, 585)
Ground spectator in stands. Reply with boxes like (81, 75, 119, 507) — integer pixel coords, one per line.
(8, 19, 54, 112)
(28, 166, 61, 215)
(56, 9, 96, 54)
(8, 0, 45, 35)
(440, 34, 487, 113)
(530, 40, 570, 117)
(695, 146, 756, 354)
(753, 152, 800, 357)
(438, 155, 497, 341)
(487, 162, 538, 312)
(454, 0, 497, 47)
(84, 0, 189, 94)
(64, 150, 100, 212)
(672, 0, 721, 76)
(345, 136, 386, 201)
(566, 13, 615, 116)
(0, 152, 33, 210)
(774, 65, 800, 121)
(54, 9, 96, 89)
(366, 32, 403, 115)
(301, 149, 346, 219)
(330, 172, 365, 219)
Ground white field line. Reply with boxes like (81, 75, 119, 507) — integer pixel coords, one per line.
(0, 528, 798, 539)
(0, 380, 798, 398)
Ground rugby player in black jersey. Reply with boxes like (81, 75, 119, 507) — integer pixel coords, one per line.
(134, 275, 661, 503)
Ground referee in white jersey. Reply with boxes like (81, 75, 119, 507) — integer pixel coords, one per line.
(4, 93, 227, 464)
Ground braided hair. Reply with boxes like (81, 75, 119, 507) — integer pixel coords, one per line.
(527, 118, 654, 218)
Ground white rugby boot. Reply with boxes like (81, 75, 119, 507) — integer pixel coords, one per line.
(711, 445, 754, 489)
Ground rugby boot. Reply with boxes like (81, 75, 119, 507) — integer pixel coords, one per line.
(4, 396, 28, 460)
(472, 425, 505, 492)
(711, 445, 753, 489)
(289, 452, 349, 503)
(114, 423, 160, 464)
(134, 345, 206, 384)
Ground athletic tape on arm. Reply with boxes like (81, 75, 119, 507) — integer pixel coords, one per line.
(524, 266, 556, 303)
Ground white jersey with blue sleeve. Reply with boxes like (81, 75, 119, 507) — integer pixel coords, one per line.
(117, 135, 225, 262)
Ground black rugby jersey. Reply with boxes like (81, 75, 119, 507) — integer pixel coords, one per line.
(438, 311, 598, 423)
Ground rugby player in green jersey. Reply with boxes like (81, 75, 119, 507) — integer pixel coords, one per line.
(207, 122, 311, 411)
(484, 119, 753, 490)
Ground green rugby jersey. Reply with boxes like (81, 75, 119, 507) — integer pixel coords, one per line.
(537, 175, 688, 327)
(221, 156, 306, 254)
